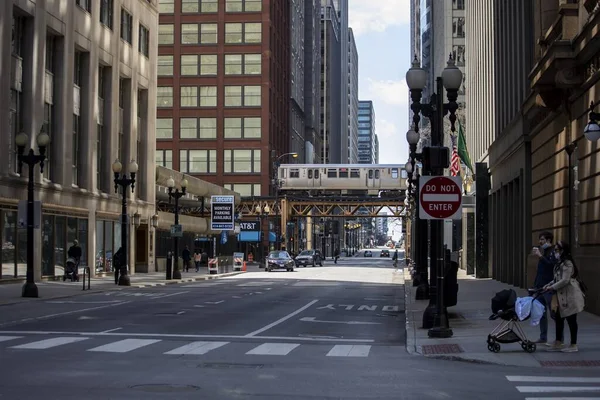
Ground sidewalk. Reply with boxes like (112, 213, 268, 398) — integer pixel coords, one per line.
(0, 269, 247, 306)
(404, 268, 600, 367)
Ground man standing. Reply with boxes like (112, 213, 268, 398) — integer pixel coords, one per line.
(533, 231, 557, 344)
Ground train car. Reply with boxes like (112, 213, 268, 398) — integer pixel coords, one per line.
(277, 164, 408, 196)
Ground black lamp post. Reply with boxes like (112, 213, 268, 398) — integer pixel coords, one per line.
(167, 176, 188, 280)
(16, 128, 50, 298)
(255, 203, 271, 262)
(112, 159, 139, 287)
(272, 152, 298, 250)
(407, 55, 463, 338)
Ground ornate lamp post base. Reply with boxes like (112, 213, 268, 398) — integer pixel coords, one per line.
(172, 269, 182, 280)
(118, 269, 131, 286)
(22, 281, 39, 298)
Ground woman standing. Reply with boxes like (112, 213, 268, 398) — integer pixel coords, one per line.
(544, 241, 585, 352)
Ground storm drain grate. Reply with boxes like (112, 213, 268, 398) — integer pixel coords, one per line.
(540, 360, 600, 367)
(421, 344, 464, 355)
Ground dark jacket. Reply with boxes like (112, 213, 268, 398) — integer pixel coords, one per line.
(68, 245, 82, 260)
(533, 246, 556, 288)
(113, 248, 124, 269)
(182, 248, 191, 261)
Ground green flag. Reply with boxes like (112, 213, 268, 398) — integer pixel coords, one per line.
(457, 120, 474, 175)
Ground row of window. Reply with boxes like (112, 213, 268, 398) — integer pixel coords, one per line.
(157, 85, 261, 108)
(156, 149, 261, 174)
(158, 53, 261, 76)
(160, 0, 262, 14)
(158, 22, 261, 45)
(156, 117, 261, 139)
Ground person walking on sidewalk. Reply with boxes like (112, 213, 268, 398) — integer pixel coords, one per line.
(182, 246, 191, 272)
(532, 231, 557, 344)
(193, 250, 202, 272)
(544, 241, 585, 353)
(113, 247, 124, 285)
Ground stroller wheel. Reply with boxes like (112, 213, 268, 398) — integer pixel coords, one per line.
(524, 342, 536, 353)
(487, 343, 501, 353)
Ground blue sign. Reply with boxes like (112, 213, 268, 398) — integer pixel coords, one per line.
(220, 230, 228, 244)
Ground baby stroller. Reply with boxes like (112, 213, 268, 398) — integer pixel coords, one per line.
(63, 257, 80, 282)
(486, 288, 543, 354)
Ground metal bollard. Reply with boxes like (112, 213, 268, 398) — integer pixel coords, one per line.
(82, 266, 91, 291)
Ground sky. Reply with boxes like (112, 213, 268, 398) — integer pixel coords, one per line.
(347, 0, 411, 240)
(349, 0, 411, 166)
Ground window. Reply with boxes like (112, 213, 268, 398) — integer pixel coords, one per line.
(180, 86, 198, 107)
(223, 184, 261, 196)
(452, 17, 465, 38)
(182, 0, 218, 12)
(200, 23, 218, 44)
(181, 55, 217, 75)
(391, 168, 398, 179)
(157, 55, 173, 75)
(452, 0, 464, 10)
(76, 0, 92, 12)
(224, 117, 261, 138)
(180, 149, 217, 173)
(453, 45, 465, 65)
(156, 118, 173, 139)
(181, 24, 198, 44)
(159, 0, 174, 13)
(224, 85, 261, 107)
(181, 23, 218, 44)
(225, 23, 262, 44)
(199, 86, 217, 107)
(100, 0, 113, 29)
(157, 87, 173, 107)
(120, 9, 131, 43)
(290, 169, 300, 178)
(156, 149, 173, 169)
(226, 0, 262, 12)
(180, 117, 217, 139)
(158, 24, 174, 45)
(224, 54, 261, 75)
(72, 115, 80, 185)
(224, 149, 261, 173)
(200, 55, 217, 75)
(139, 24, 150, 56)
(180, 55, 198, 75)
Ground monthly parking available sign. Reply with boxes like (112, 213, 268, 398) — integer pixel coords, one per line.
(211, 195, 235, 231)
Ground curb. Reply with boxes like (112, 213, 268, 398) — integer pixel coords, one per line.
(404, 273, 419, 357)
(0, 271, 246, 306)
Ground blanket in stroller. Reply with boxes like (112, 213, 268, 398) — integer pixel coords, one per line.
(515, 296, 545, 326)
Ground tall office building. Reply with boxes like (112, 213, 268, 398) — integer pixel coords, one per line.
(0, 0, 159, 280)
(374, 134, 380, 164)
(303, 0, 323, 164)
(347, 28, 359, 164)
(290, 0, 307, 162)
(156, 0, 291, 197)
(357, 101, 376, 164)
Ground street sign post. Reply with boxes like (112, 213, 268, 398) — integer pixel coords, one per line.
(211, 195, 235, 230)
(419, 176, 462, 220)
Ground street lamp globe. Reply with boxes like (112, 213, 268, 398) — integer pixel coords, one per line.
(406, 129, 420, 145)
(128, 160, 139, 174)
(181, 178, 189, 189)
(405, 160, 413, 174)
(255, 205, 261, 213)
(291, 153, 298, 158)
(112, 159, 123, 173)
(264, 205, 271, 213)
(37, 129, 50, 147)
(584, 119, 600, 142)
(442, 55, 463, 91)
(15, 132, 28, 147)
(166, 177, 175, 188)
(406, 56, 427, 90)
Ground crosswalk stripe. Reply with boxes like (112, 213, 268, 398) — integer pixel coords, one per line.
(525, 397, 600, 400)
(87, 339, 161, 353)
(246, 343, 300, 356)
(10, 337, 88, 349)
(0, 336, 21, 343)
(164, 341, 229, 355)
(326, 345, 371, 357)
(517, 387, 600, 393)
(508, 376, 600, 383)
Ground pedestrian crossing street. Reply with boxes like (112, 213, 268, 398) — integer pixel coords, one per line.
(506, 375, 600, 399)
(0, 335, 392, 359)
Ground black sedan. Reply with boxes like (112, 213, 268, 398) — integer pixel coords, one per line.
(265, 251, 295, 272)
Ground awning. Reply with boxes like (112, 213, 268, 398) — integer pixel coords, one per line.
(238, 231, 277, 242)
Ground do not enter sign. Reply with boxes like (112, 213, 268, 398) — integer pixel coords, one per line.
(419, 176, 463, 220)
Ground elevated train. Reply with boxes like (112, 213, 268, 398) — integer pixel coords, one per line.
(277, 164, 408, 197)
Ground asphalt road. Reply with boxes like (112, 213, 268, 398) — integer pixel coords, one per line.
(0, 251, 597, 399)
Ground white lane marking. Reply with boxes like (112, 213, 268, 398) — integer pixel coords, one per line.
(205, 301, 224, 304)
(300, 317, 381, 325)
(165, 341, 229, 355)
(244, 299, 319, 337)
(0, 330, 374, 343)
(11, 337, 88, 349)
(46, 300, 124, 304)
(0, 336, 21, 342)
(0, 301, 132, 328)
(246, 343, 300, 356)
(101, 328, 122, 333)
(524, 398, 600, 400)
(88, 339, 161, 353)
(507, 377, 600, 383)
(194, 305, 205, 308)
(326, 345, 371, 357)
(517, 387, 600, 393)
(152, 291, 190, 299)
(232, 296, 242, 299)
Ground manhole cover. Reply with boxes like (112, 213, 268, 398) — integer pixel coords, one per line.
(421, 344, 463, 355)
(130, 384, 200, 393)
(199, 363, 265, 369)
(541, 360, 600, 367)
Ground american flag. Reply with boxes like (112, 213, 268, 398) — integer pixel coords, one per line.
(450, 134, 460, 177)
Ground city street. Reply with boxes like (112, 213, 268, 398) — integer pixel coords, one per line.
(0, 252, 598, 399)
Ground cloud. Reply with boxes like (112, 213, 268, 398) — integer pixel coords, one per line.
(375, 119, 397, 139)
(364, 78, 409, 107)
(349, 0, 411, 36)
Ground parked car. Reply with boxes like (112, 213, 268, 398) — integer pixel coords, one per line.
(265, 251, 295, 272)
(364, 250, 373, 257)
(380, 249, 390, 257)
(294, 250, 323, 267)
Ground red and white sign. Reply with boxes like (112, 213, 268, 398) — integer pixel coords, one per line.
(419, 176, 463, 220)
